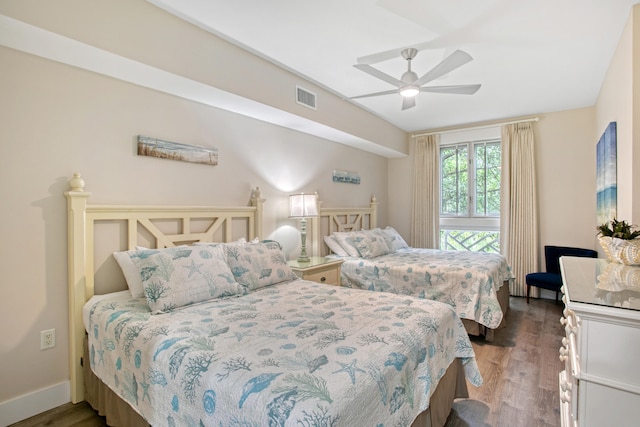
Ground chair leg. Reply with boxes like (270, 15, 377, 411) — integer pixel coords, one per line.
(526, 284, 530, 304)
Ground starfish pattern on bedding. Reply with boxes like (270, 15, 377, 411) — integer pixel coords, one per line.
(183, 259, 203, 278)
(333, 359, 365, 385)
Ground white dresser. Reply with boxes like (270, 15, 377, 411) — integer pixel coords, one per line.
(559, 256, 640, 427)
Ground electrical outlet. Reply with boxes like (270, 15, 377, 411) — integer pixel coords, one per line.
(41, 329, 55, 350)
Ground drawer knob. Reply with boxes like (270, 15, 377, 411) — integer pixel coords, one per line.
(320, 277, 326, 282)
(559, 346, 568, 362)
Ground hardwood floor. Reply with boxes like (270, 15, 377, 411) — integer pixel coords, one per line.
(10, 297, 563, 427)
(446, 297, 564, 427)
(8, 400, 107, 427)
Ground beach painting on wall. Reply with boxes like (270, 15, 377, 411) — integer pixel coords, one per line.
(137, 135, 218, 166)
(596, 122, 617, 225)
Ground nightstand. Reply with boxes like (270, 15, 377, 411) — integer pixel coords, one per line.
(288, 257, 344, 286)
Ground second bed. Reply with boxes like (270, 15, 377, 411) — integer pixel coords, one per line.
(312, 197, 512, 340)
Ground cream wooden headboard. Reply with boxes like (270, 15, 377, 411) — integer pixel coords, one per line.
(311, 195, 378, 256)
(64, 173, 265, 403)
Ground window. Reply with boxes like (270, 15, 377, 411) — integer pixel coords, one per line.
(439, 129, 501, 253)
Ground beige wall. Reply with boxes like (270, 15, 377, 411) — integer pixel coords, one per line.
(533, 108, 598, 251)
(0, 0, 394, 416)
(596, 4, 639, 226)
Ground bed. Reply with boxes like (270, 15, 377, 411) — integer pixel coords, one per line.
(310, 196, 511, 341)
(66, 173, 482, 427)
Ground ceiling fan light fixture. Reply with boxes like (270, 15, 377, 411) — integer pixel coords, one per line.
(351, 48, 479, 111)
(400, 85, 419, 98)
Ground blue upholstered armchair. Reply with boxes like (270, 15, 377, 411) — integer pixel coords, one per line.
(526, 246, 598, 303)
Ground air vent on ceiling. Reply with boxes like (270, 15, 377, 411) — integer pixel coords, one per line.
(296, 86, 317, 110)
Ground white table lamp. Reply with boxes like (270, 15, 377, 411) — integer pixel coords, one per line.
(289, 193, 318, 262)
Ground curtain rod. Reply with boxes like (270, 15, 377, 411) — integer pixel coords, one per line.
(411, 117, 540, 138)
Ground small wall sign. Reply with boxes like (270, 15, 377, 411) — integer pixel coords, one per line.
(332, 169, 360, 184)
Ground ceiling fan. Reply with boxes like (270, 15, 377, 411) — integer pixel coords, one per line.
(350, 48, 481, 110)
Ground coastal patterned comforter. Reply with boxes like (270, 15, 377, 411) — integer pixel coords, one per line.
(340, 248, 512, 329)
(84, 280, 482, 426)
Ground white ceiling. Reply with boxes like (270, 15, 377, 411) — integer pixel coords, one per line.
(148, 0, 639, 133)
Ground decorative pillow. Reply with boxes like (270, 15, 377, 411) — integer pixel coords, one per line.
(382, 226, 409, 251)
(114, 245, 191, 297)
(324, 235, 349, 257)
(225, 241, 298, 292)
(355, 229, 391, 259)
(116, 246, 241, 313)
(332, 231, 362, 257)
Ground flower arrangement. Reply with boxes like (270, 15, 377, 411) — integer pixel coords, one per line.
(597, 218, 640, 240)
(597, 218, 640, 266)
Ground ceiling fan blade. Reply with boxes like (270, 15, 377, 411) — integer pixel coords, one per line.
(350, 89, 400, 100)
(357, 41, 433, 65)
(402, 96, 416, 110)
(420, 84, 481, 95)
(414, 50, 473, 87)
(353, 64, 404, 88)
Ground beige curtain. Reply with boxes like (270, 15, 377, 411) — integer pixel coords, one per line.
(500, 123, 539, 296)
(411, 134, 440, 249)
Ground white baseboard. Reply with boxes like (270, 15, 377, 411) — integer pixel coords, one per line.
(0, 381, 70, 427)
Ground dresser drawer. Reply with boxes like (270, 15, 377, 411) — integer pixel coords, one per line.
(302, 267, 339, 285)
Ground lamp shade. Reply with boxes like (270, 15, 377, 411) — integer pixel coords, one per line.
(289, 193, 318, 218)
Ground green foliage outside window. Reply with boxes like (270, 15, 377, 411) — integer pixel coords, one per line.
(474, 143, 501, 216)
(440, 145, 468, 215)
(440, 139, 501, 253)
(440, 141, 500, 217)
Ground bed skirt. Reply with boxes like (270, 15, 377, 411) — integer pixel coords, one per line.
(83, 336, 468, 427)
(461, 280, 510, 341)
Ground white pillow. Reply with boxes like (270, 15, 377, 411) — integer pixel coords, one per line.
(332, 231, 361, 257)
(382, 226, 409, 251)
(324, 235, 349, 257)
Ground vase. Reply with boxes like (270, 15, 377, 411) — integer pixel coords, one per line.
(598, 236, 640, 266)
